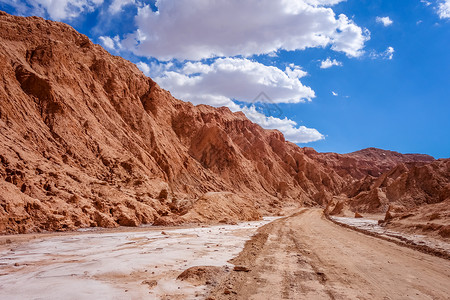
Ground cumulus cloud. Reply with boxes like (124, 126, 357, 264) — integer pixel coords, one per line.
(320, 58, 343, 69)
(376, 16, 393, 26)
(5, 0, 104, 21)
(438, 0, 450, 19)
(239, 106, 324, 143)
(331, 14, 370, 57)
(99, 36, 114, 50)
(153, 58, 315, 106)
(98, 35, 121, 50)
(121, 0, 369, 60)
(136, 61, 150, 76)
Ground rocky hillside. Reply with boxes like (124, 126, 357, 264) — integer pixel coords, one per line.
(325, 159, 450, 239)
(306, 147, 434, 180)
(0, 12, 438, 234)
(325, 159, 450, 214)
(351, 159, 449, 210)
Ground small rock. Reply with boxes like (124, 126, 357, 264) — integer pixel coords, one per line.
(355, 212, 363, 218)
(142, 280, 158, 289)
(177, 266, 226, 286)
(223, 289, 231, 295)
(161, 231, 167, 235)
(233, 266, 250, 272)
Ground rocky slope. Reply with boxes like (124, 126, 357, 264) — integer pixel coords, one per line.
(326, 159, 450, 239)
(308, 147, 434, 180)
(0, 12, 440, 234)
(327, 159, 450, 214)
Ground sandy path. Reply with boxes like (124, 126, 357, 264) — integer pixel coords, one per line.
(210, 209, 450, 299)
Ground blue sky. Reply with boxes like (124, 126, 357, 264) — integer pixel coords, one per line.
(1, 0, 449, 158)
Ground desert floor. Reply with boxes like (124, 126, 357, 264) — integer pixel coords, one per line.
(210, 209, 450, 300)
(1, 210, 449, 300)
(0, 217, 278, 299)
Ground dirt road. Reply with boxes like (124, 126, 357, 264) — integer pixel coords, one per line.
(210, 209, 450, 299)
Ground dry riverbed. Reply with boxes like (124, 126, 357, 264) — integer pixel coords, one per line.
(0, 217, 278, 299)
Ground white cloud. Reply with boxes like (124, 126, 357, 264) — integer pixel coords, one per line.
(108, 0, 136, 14)
(239, 106, 324, 143)
(121, 0, 369, 60)
(370, 46, 395, 60)
(438, 0, 450, 19)
(376, 16, 393, 26)
(154, 58, 315, 106)
(332, 91, 338, 96)
(331, 14, 370, 57)
(99, 36, 115, 49)
(7, 0, 104, 21)
(384, 46, 395, 60)
(136, 61, 150, 76)
(421, 0, 449, 19)
(320, 58, 343, 69)
(285, 63, 308, 79)
(98, 35, 121, 50)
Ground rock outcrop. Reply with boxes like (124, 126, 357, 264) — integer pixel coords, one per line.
(307, 147, 434, 180)
(326, 159, 450, 238)
(344, 159, 450, 213)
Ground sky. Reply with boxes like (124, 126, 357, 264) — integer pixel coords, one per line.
(1, 0, 449, 158)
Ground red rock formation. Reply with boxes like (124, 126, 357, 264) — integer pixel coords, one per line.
(0, 12, 440, 234)
(345, 159, 450, 213)
(306, 147, 434, 180)
(326, 158, 450, 238)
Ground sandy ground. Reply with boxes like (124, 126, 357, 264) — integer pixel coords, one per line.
(0, 217, 278, 299)
(210, 209, 450, 299)
(330, 216, 450, 257)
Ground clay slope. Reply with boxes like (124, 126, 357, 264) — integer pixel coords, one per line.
(0, 12, 438, 234)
